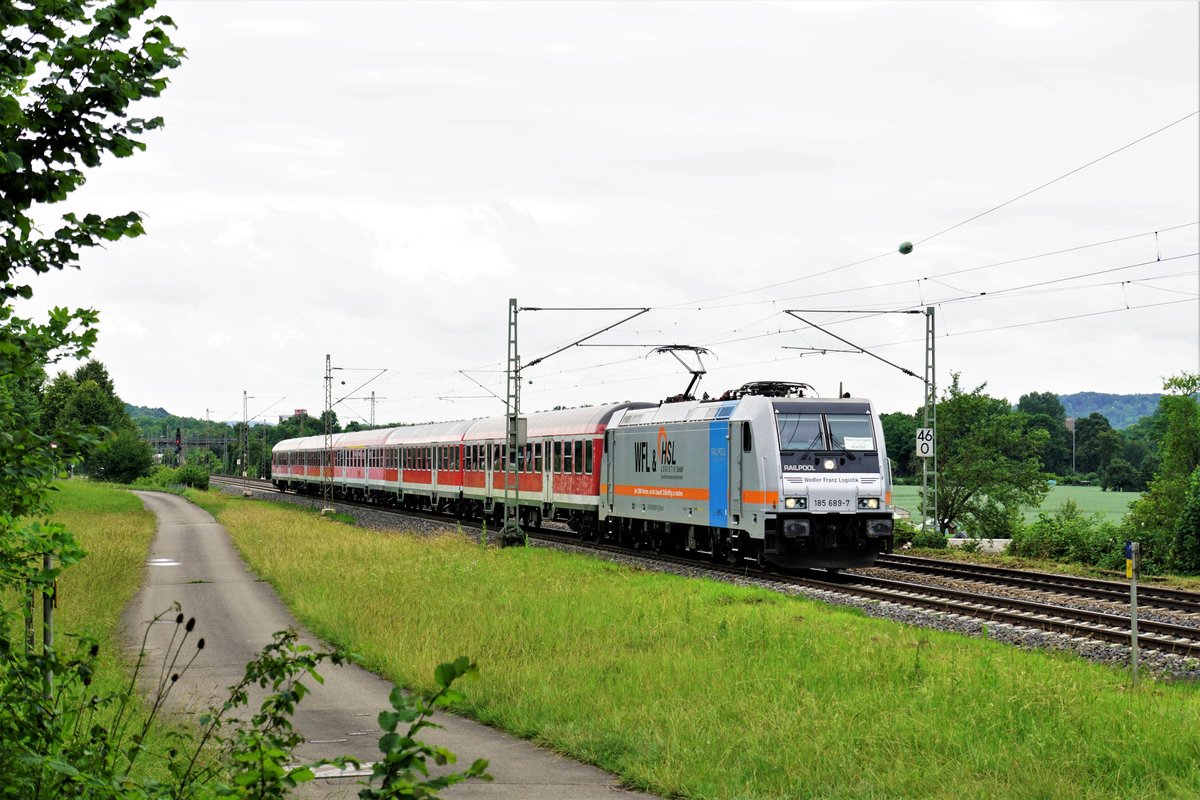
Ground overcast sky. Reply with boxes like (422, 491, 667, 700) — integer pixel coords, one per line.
(22, 0, 1200, 425)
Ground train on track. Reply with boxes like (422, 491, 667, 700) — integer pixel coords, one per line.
(270, 381, 894, 570)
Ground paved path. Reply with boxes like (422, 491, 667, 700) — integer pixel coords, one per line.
(124, 491, 656, 799)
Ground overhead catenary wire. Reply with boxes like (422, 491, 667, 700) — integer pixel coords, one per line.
(349, 220, 1197, 411)
(660, 113, 1198, 312)
(914, 110, 1199, 246)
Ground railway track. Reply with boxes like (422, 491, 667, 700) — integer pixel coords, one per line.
(208, 476, 1200, 659)
(874, 553, 1200, 614)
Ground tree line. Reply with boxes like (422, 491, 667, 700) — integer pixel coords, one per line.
(881, 373, 1200, 573)
(884, 388, 1161, 491)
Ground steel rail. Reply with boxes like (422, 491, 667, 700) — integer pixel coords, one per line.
(876, 553, 1200, 613)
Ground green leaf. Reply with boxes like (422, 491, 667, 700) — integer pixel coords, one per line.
(0, 96, 22, 124)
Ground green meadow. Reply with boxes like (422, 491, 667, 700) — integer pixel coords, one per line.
(891, 483, 1140, 525)
(190, 489, 1200, 800)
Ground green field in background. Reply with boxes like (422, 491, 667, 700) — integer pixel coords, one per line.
(891, 484, 1140, 525)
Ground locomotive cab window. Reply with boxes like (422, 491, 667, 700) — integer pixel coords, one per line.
(743, 424, 753, 452)
(826, 414, 875, 450)
(776, 413, 825, 451)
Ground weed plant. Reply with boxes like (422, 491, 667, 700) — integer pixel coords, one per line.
(194, 490, 1200, 800)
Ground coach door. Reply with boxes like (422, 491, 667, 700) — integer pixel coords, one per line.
(605, 430, 615, 509)
(539, 439, 551, 507)
(729, 421, 747, 525)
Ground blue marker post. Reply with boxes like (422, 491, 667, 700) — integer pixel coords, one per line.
(1126, 540, 1140, 686)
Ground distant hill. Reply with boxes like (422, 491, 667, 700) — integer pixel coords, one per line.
(126, 404, 171, 420)
(1058, 392, 1161, 429)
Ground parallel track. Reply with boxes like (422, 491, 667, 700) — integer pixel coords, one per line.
(211, 476, 1200, 659)
(875, 553, 1200, 614)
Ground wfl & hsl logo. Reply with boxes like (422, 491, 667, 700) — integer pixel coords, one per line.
(634, 426, 681, 474)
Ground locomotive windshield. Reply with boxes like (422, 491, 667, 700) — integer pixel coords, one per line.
(827, 414, 875, 450)
(776, 411, 876, 451)
(776, 413, 825, 451)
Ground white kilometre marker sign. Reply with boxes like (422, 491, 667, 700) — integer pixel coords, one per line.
(916, 428, 934, 458)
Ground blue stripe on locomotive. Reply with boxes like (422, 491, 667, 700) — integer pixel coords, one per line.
(708, 420, 729, 527)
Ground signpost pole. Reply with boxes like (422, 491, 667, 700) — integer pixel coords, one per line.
(1127, 540, 1140, 686)
(920, 306, 936, 532)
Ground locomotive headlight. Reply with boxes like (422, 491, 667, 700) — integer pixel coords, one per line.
(784, 497, 808, 510)
(823, 459, 836, 471)
(858, 497, 880, 510)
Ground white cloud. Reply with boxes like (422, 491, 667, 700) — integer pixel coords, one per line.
(980, 1, 1061, 30)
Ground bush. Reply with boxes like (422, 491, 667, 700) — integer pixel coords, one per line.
(911, 527, 948, 549)
(892, 517, 918, 547)
(1173, 466, 1200, 573)
(1100, 458, 1141, 492)
(87, 430, 153, 484)
(132, 465, 209, 491)
(176, 464, 209, 490)
(133, 465, 178, 489)
(1008, 501, 1124, 569)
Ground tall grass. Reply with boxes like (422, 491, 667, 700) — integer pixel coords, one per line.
(195, 491, 1200, 800)
(50, 481, 158, 646)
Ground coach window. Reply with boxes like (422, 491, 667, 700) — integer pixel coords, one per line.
(535, 442, 543, 472)
(554, 441, 562, 472)
(570, 440, 580, 473)
(562, 441, 572, 474)
(585, 441, 593, 474)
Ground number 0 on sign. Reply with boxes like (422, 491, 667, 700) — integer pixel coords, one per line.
(916, 428, 934, 458)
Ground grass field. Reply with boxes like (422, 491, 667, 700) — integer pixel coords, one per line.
(0, 482, 184, 786)
(50, 481, 159, 647)
(191, 489, 1200, 800)
(891, 484, 1140, 525)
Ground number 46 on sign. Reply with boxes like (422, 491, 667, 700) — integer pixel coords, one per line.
(916, 428, 934, 458)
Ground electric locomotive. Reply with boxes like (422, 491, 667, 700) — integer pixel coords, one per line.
(600, 382, 893, 569)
